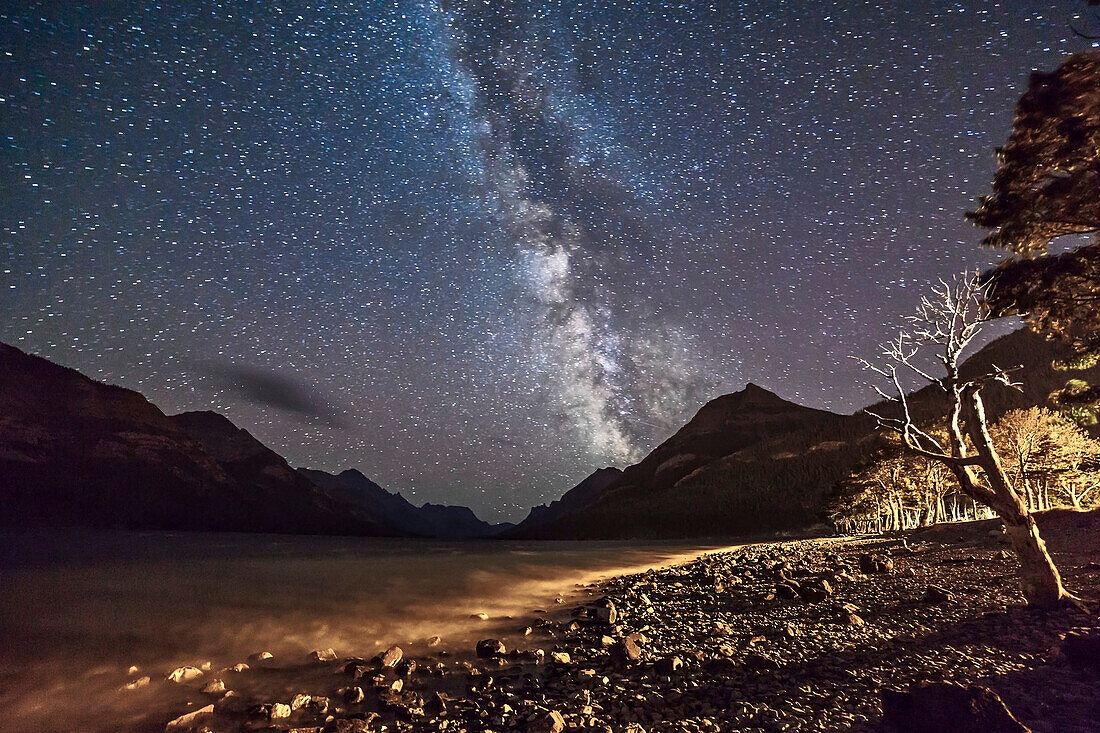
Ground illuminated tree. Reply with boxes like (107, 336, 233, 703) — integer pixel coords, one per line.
(858, 273, 1075, 607)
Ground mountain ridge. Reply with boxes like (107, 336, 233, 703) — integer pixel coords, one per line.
(297, 467, 510, 538)
(511, 328, 1100, 539)
(1, 343, 451, 536)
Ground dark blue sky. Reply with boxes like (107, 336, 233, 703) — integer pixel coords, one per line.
(3, 1, 1097, 520)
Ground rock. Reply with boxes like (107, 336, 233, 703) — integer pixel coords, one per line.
(378, 645, 403, 668)
(654, 655, 683, 676)
(225, 663, 249, 673)
(164, 704, 216, 732)
(310, 647, 338, 663)
(200, 679, 226, 695)
(471, 612, 490, 620)
(247, 651, 274, 663)
(344, 662, 369, 679)
(1059, 632, 1100, 667)
(842, 611, 865, 626)
(529, 710, 566, 733)
(922, 585, 954, 604)
(858, 553, 894, 574)
(166, 666, 203, 684)
(550, 651, 572, 664)
(268, 702, 291, 719)
(427, 635, 442, 647)
(882, 681, 1030, 732)
(121, 676, 150, 691)
(593, 598, 618, 624)
(425, 691, 449, 717)
(290, 693, 311, 710)
(343, 686, 365, 704)
(323, 720, 372, 733)
(744, 653, 780, 672)
(610, 634, 644, 665)
(776, 583, 799, 600)
(704, 658, 738, 675)
(476, 638, 507, 658)
(796, 578, 832, 603)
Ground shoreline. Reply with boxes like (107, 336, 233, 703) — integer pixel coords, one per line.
(25, 511, 1100, 732)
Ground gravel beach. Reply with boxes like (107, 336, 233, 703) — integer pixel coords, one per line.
(152, 509, 1100, 733)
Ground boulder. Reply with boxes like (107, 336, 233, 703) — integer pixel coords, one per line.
(744, 653, 780, 672)
(166, 666, 203, 684)
(593, 598, 618, 625)
(164, 704, 215, 732)
(425, 691, 449, 717)
(121, 676, 150, 691)
(609, 634, 644, 665)
(796, 578, 833, 603)
(378, 645, 403, 668)
(881, 681, 1031, 733)
(529, 710, 566, 733)
(776, 583, 800, 600)
(199, 679, 226, 695)
(1059, 631, 1100, 667)
(309, 648, 338, 663)
(322, 720, 372, 733)
(922, 585, 954, 604)
(476, 639, 507, 658)
(343, 686, 365, 704)
(654, 655, 683, 676)
(858, 553, 894, 574)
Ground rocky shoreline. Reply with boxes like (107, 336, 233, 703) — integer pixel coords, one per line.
(150, 509, 1100, 733)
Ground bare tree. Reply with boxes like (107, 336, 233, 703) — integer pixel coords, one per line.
(856, 272, 1075, 607)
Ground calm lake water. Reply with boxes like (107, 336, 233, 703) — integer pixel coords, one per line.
(0, 530, 725, 732)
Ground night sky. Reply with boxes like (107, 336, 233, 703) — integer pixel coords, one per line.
(3, 2, 1097, 521)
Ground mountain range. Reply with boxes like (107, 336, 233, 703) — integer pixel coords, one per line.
(0, 342, 508, 537)
(2, 328, 1095, 539)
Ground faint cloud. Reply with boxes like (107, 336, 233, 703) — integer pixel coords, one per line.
(201, 362, 346, 428)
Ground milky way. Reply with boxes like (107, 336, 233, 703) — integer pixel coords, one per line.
(2, 2, 1096, 520)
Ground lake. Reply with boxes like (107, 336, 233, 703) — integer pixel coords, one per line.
(0, 530, 725, 732)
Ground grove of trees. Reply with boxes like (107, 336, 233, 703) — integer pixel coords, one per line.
(830, 406, 1100, 534)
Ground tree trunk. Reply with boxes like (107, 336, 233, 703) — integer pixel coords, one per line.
(960, 385, 1071, 607)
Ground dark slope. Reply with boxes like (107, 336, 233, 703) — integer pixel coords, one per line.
(505, 467, 623, 536)
(297, 468, 510, 538)
(515, 328, 1100, 540)
(0, 343, 402, 535)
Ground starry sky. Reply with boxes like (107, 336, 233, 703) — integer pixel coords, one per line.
(2, 2, 1098, 521)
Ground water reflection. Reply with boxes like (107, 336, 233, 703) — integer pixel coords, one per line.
(0, 530, 724, 732)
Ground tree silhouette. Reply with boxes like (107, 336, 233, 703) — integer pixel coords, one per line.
(968, 52, 1100, 423)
